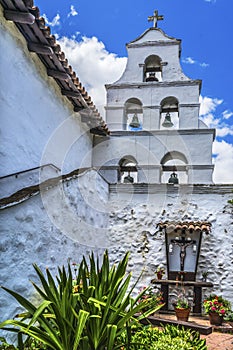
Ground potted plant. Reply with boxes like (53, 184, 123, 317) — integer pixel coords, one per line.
(173, 295, 191, 322)
(156, 266, 165, 280)
(203, 294, 231, 326)
(201, 271, 209, 282)
(138, 286, 164, 314)
(224, 310, 233, 328)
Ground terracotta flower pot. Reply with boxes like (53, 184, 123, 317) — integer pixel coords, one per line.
(175, 307, 190, 322)
(209, 312, 223, 326)
(157, 272, 163, 280)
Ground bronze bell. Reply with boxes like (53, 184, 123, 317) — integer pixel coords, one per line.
(124, 172, 134, 183)
(168, 172, 179, 184)
(145, 72, 159, 82)
(162, 112, 174, 128)
(129, 113, 140, 128)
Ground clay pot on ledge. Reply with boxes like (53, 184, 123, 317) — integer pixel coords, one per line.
(156, 272, 163, 280)
(175, 307, 191, 322)
(209, 312, 223, 326)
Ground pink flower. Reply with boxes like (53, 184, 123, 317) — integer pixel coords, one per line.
(220, 309, 225, 314)
(211, 306, 217, 311)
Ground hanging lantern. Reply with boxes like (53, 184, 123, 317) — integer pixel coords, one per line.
(162, 112, 174, 128)
(129, 113, 140, 128)
(168, 172, 179, 184)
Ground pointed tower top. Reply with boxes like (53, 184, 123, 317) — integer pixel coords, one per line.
(148, 10, 164, 28)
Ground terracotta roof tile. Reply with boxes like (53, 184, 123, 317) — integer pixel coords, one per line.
(1, 0, 109, 135)
(158, 221, 211, 234)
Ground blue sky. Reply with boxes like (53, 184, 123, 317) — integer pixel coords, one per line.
(35, 0, 233, 183)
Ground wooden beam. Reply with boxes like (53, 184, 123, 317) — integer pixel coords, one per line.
(81, 115, 101, 124)
(120, 166, 137, 172)
(28, 42, 53, 55)
(90, 127, 108, 136)
(74, 106, 84, 112)
(162, 165, 187, 172)
(139, 315, 212, 335)
(4, 10, 35, 24)
(61, 89, 82, 98)
(47, 69, 70, 81)
(24, 0, 34, 7)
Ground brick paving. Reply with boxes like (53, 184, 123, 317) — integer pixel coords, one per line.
(201, 332, 233, 350)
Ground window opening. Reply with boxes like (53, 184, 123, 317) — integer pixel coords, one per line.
(160, 97, 179, 129)
(124, 98, 143, 131)
(144, 55, 162, 82)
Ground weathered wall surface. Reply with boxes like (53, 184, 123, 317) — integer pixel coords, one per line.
(0, 169, 108, 322)
(0, 9, 92, 199)
(0, 182, 232, 326)
(107, 185, 233, 308)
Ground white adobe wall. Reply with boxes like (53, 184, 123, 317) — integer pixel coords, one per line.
(0, 9, 92, 198)
(107, 185, 233, 308)
(0, 169, 108, 323)
(92, 133, 214, 184)
(0, 181, 232, 325)
(105, 83, 200, 130)
(116, 28, 189, 83)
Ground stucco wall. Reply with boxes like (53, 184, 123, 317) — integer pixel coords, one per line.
(0, 169, 109, 323)
(0, 9, 92, 199)
(107, 184, 233, 308)
(0, 181, 232, 328)
(116, 28, 189, 83)
(92, 132, 214, 184)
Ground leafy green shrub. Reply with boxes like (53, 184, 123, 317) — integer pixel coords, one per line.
(224, 310, 233, 322)
(0, 251, 163, 350)
(117, 324, 207, 350)
(0, 336, 46, 350)
(0, 337, 18, 350)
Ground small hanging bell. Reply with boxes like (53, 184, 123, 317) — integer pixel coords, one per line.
(145, 72, 158, 82)
(162, 112, 174, 128)
(168, 172, 179, 184)
(124, 171, 134, 183)
(129, 113, 140, 128)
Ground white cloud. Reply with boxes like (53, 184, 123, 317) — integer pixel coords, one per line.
(222, 110, 233, 120)
(199, 94, 233, 183)
(57, 35, 127, 115)
(213, 140, 233, 183)
(199, 96, 223, 116)
(199, 96, 233, 137)
(216, 127, 233, 138)
(199, 62, 209, 68)
(43, 13, 60, 27)
(182, 57, 209, 68)
(182, 57, 195, 64)
(68, 5, 78, 17)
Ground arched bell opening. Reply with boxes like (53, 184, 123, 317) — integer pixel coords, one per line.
(144, 55, 162, 82)
(160, 97, 179, 129)
(160, 151, 188, 184)
(124, 98, 143, 131)
(118, 156, 138, 183)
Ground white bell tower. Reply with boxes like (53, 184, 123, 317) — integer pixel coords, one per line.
(93, 10, 215, 184)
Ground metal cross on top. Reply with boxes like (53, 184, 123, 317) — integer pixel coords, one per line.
(148, 10, 164, 28)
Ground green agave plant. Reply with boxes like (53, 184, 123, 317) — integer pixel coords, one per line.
(0, 251, 163, 350)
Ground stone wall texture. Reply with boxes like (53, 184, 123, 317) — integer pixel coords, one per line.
(1, 180, 232, 324)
